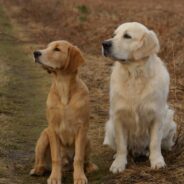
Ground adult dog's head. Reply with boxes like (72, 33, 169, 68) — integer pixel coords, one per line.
(102, 22, 160, 62)
(33, 40, 85, 73)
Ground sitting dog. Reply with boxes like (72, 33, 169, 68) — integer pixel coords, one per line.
(102, 22, 176, 174)
(30, 40, 97, 184)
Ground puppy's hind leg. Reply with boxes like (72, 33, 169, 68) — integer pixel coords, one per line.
(84, 139, 98, 174)
(30, 128, 49, 176)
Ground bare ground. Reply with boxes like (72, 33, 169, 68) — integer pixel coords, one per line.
(0, 0, 184, 183)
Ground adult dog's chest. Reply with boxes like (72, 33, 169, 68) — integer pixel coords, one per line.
(122, 76, 146, 100)
(111, 68, 148, 105)
(110, 63, 156, 126)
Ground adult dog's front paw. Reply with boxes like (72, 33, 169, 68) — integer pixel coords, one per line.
(150, 155, 166, 169)
(110, 155, 127, 174)
(74, 173, 88, 184)
(47, 176, 62, 184)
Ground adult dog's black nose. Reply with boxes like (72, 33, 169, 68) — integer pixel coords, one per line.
(33, 51, 42, 58)
(102, 40, 112, 49)
(102, 40, 112, 57)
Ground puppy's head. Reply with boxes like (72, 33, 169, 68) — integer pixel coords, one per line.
(102, 22, 160, 62)
(33, 40, 85, 73)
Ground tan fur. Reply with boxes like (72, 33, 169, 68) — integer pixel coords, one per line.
(30, 41, 97, 184)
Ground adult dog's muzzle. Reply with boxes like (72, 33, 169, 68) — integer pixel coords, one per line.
(102, 40, 112, 57)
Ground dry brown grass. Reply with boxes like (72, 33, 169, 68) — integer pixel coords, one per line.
(1, 0, 184, 183)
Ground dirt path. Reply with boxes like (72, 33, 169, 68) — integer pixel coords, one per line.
(0, 5, 114, 184)
(0, 5, 50, 184)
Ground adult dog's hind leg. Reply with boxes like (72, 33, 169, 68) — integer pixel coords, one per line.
(162, 109, 177, 150)
(30, 128, 49, 176)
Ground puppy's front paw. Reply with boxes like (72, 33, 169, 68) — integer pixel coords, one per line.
(74, 173, 88, 184)
(110, 155, 127, 174)
(150, 156, 166, 169)
(47, 176, 62, 184)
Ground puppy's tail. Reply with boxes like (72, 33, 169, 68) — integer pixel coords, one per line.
(103, 120, 116, 150)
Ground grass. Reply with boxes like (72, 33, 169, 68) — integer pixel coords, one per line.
(0, 5, 49, 184)
(0, 4, 111, 184)
(77, 4, 90, 22)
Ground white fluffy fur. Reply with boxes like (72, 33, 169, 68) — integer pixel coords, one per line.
(103, 22, 176, 174)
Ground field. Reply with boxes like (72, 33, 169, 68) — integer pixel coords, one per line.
(0, 0, 184, 183)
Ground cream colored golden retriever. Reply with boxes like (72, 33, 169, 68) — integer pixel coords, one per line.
(102, 22, 176, 174)
(30, 41, 97, 184)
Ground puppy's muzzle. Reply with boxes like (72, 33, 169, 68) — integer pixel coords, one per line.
(102, 40, 112, 57)
(33, 50, 42, 59)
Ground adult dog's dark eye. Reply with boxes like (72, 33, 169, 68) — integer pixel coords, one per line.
(53, 47, 60, 51)
(123, 33, 132, 39)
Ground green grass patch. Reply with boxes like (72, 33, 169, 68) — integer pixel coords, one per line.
(0, 5, 49, 184)
(77, 4, 90, 22)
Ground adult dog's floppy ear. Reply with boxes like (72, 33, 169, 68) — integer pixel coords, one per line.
(65, 45, 85, 72)
(133, 30, 160, 60)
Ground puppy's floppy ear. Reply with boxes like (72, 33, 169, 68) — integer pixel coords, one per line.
(133, 30, 160, 60)
(65, 45, 85, 72)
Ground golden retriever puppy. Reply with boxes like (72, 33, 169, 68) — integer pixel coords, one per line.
(102, 22, 176, 174)
(30, 41, 97, 184)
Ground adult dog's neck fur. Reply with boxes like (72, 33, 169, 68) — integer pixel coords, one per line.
(119, 55, 156, 79)
(53, 70, 78, 105)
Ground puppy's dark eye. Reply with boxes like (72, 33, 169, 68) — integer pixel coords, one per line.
(123, 33, 132, 39)
(53, 47, 60, 51)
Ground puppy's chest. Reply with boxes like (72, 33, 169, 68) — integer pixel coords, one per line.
(58, 122, 76, 146)
(58, 108, 81, 146)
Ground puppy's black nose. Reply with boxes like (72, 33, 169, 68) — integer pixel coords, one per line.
(33, 51, 42, 58)
(102, 40, 112, 49)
